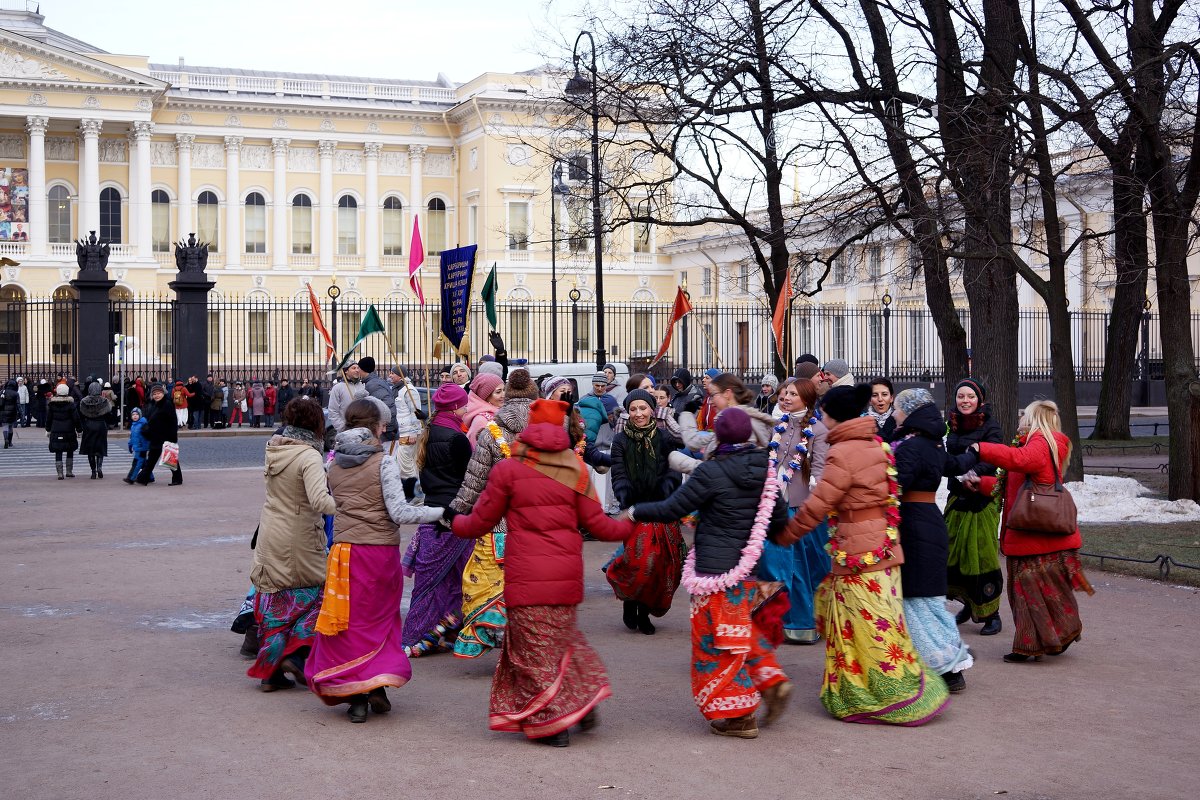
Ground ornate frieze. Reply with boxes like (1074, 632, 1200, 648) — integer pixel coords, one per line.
(45, 137, 76, 160)
(98, 138, 127, 163)
(0, 49, 72, 80)
(379, 150, 409, 176)
(151, 140, 176, 166)
(0, 136, 23, 159)
(335, 149, 362, 173)
(241, 145, 271, 170)
(426, 153, 451, 176)
(192, 142, 224, 169)
(288, 146, 317, 172)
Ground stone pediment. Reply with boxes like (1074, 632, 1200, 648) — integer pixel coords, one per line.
(0, 31, 166, 93)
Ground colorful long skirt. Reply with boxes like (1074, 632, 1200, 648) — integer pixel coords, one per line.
(815, 568, 950, 725)
(605, 520, 684, 616)
(690, 581, 789, 720)
(757, 517, 831, 641)
(946, 499, 1003, 621)
(454, 528, 507, 659)
(903, 596, 974, 675)
(488, 605, 612, 739)
(1007, 551, 1094, 656)
(401, 522, 472, 650)
(246, 586, 322, 680)
(306, 544, 412, 704)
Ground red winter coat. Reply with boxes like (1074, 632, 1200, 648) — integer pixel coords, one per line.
(264, 385, 277, 414)
(452, 422, 634, 608)
(978, 431, 1081, 557)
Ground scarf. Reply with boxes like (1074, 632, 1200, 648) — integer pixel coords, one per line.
(867, 405, 894, 430)
(715, 441, 755, 457)
(512, 441, 598, 500)
(315, 543, 352, 636)
(431, 409, 466, 433)
(333, 427, 383, 467)
(280, 424, 321, 451)
(622, 418, 661, 497)
(949, 408, 987, 433)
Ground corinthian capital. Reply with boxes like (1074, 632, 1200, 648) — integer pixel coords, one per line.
(78, 119, 103, 138)
(271, 138, 290, 156)
(175, 133, 195, 151)
(318, 139, 338, 158)
(224, 135, 244, 152)
(408, 144, 427, 163)
(25, 115, 49, 136)
(132, 121, 155, 140)
(363, 142, 383, 159)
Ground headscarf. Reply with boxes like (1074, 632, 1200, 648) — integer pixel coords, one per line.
(621, 415, 661, 498)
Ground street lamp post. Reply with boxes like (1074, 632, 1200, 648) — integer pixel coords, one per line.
(550, 162, 570, 364)
(881, 292, 892, 378)
(1141, 297, 1152, 404)
(569, 286, 581, 363)
(566, 30, 606, 370)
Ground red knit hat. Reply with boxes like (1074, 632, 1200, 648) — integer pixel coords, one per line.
(527, 398, 568, 427)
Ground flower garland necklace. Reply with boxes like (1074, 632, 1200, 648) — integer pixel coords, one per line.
(486, 420, 511, 459)
(681, 464, 779, 596)
(826, 436, 901, 573)
(990, 433, 1024, 500)
(768, 411, 815, 485)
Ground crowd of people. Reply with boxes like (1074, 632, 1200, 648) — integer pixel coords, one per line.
(232, 348, 1092, 746)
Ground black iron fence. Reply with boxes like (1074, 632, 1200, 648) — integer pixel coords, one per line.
(0, 295, 1189, 386)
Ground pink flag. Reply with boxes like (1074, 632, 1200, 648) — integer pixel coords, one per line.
(408, 217, 425, 306)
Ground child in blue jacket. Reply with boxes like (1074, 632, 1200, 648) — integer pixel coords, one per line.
(124, 407, 152, 484)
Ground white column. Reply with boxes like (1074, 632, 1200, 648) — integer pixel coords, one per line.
(271, 138, 289, 269)
(408, 144, 426, 237)
(176, 134, 194, 240)
(78, 119, 102, 238)
(133, 122, 153, 258)
(224, 136, 242, 268)
(25, 115, 48, 257)
(318, 139, 336, 270)
(364, 142, 381, 271)
(126, 129, 138, 247)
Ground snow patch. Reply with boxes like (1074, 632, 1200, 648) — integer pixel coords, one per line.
(139, 611, 231, 630)
(935, 474, 1200, 523)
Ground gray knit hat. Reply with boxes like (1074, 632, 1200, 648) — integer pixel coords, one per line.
(541, 375, 572, 399)
(894, 388, 935, 416)
(821, 358, 850, 379)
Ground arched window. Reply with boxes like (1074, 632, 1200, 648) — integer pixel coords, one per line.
(151, 189, 170, 251)
(244, 192, 266, 254)
(99, 187, 122, 242)
(291, 194, 313, 254)
(382, 196, 403, 256)
(48, 185, 71, 243)
(337, 195, 358, 255)
(426, 198, 446, 256)
(197, 190, 219, 251)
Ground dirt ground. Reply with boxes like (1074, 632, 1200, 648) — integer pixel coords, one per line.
(1, 469, 1197, 800)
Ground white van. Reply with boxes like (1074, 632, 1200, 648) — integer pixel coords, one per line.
(515, 361, 630, 403)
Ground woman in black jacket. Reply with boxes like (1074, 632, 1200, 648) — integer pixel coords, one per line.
(606, 389, 684, 635)
(78, 382, 112, 478)
(135, 383, 182, 486)
(890, 389, 977, 693)
(1, 379, 18, 448)
(945, 378, 1005, 635)
(624, 408, 791, 739)
(44, 383, 79, 479)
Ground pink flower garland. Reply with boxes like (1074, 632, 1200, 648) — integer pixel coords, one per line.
(681, 464, 779, 597)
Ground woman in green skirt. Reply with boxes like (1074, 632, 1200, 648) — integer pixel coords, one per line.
(944, 379, 1004, 636)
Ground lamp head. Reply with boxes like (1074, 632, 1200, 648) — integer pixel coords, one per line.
(881, 292, 892, 307)
(565, 71, 592, 95)
(569, 287, 581, 302)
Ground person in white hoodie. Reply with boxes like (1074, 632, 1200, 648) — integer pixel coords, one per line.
(388, 365, 426, 501)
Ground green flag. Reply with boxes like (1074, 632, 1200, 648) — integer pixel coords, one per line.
(334, 304, 386, 372)
(480, 262, 498, 330)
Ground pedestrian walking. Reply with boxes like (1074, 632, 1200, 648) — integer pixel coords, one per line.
(446, 398, 636, 747)
(172, 380, 192, 428)
(124, 407, 150, 484)
(264, 381, 277, 425)
(136, 383, 182, 486)
(78, 382, 112, 479)
(16, 376, 29, 427)
(249, 381, 266, 428)
(230, 382, 247, 427)
(44, 383, 79, 479)
(387, 366, 425, 501)
(1, 379, 18, 448)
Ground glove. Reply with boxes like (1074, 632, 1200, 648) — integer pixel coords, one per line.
(488, 330, 507, 355)
(684, 396, 703, 414)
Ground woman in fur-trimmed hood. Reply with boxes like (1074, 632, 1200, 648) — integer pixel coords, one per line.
(78, 381, 112, 479)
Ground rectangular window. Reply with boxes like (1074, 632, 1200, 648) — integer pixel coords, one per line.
(337, 206, 358, 255)
(909, 314, 925, 365)
(701, 322, 714, 365)
(832, 254, 848, 284)
(0, 305, 20, 355)
(155, 309, 173, 356)
(245, 204, 266, 254)
(568, 153, 589, 182)
(702, 267, 712, 296)
(633, 310, 654, 353)
(507, 202, 530, 251)
(795, 316, 810, 354)
(292, 205, 313, 254)
(152, 201, 171, 252)
(509, 309, 530, 356)
(52, 304, 74, 356)
(738, 264, 750, 294)
(426, 208, 447, 256)
(197, 203, 219, 252)
(567, 199, 589, 252)
(386, 311, 407, 355)
(574, 310, 592, 356)
(293, 312, 315, 356)
(207, 311, 221, 355)
(340, 312, 361, 355)
(248, 311, 269, 355)
(382, 208, 403, 256)
(867, 246, 882, 280)
(467, 205, 479, 247)
(831, 315, 846, 357)
(868, 313, 883, 366)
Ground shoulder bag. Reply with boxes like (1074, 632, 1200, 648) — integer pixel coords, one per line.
(1006, 457, 1077, 536)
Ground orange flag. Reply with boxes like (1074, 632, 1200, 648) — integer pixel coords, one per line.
(649, 286, 693, 367)
(307, 282, 335, 364)
(771, 273, 790, 363)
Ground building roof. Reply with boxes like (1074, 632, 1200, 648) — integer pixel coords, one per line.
(0, 8, 106, 54)
(147, 62, 454, 89)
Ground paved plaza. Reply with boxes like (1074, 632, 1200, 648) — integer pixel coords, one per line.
(1, 469, 1196, 800)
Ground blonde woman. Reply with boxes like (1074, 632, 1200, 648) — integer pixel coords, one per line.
(971, 400, 1093, 663)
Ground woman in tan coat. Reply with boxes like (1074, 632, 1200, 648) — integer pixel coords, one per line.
(247, 398, 337, 692)
(777, 384, 949, 726)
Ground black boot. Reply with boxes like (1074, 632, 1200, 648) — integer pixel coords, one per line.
(622, 600, 638, 631)
(239, 625, 260, 658)
(955, 604, 971, 625)
(65, 455, 75, 478)
(3, 430, 11, 448)
(89, 454, 97, 479)
(636, 603, 656, 636)
(980, 615, 1002, 636)
(347, 695, 369, 723)
(95, 456, 104, 479)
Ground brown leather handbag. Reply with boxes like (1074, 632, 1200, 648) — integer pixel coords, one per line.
(1006, 459, 1077, 536)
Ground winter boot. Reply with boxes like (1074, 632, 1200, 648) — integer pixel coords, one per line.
(3, 430, 11, 448)
(89, 454, 97, 479)
(65, 455, 75, 478)
(95, 456, 104, 479)
(55, 461, 64, 480)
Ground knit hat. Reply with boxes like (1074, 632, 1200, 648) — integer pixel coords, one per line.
(760, 374, 779, 389)
(795, 362, 820, 381)
(704, 368, 721, 380)
(822, 358, 850, 379)
(130, 407, 141, 419)
(954, 378, 986, 401)
(55, 383, 69, 396)
(477, 361, 504, 378)
(470, 372, 503, 400)
(894, 388, 935, 416)
(541, 375, 572, 399)
(623, 388, 656, 411)
(796, 353, 820, 367)
(432, 382, 469, 411)
(821, 383, 872, 422)
(591, 372, 608, 385)
(713, 407, 753, 444)
(358, 356, 376, 373)
(505, 368, 540, 400)
(450, 362, 472, 381)
(603, 362, 617, 374)
(149, 382, 165, 396)
(88, 382, 101, 396)
(389, 365, 406, 378)
(104, 381, 111, 388)
(528, 398, 569, 427)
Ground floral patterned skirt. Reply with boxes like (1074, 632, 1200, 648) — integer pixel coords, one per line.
(488, 605, 611, 739)
(605, 520, 684, 616)
(454, 529, 507, 659)
(1007, 551, 1094, 656)
(816, 568, 949, 725)
(246, 586, 322, 680)
(690, 581, 788, 720)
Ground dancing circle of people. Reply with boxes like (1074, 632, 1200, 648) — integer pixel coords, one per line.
(237, 354, 1093, 745)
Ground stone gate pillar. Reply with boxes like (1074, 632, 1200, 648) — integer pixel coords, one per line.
(169, 234, 216, 382)
(70, 231, 116, 381)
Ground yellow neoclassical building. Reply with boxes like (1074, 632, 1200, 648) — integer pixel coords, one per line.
(0, 8, 676, 312)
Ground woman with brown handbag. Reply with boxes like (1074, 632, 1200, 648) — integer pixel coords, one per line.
(970, 400, 1094, 663)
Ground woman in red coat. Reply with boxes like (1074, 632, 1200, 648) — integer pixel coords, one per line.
(970, 400, 1094, 662)
(448, 398, 635, 748)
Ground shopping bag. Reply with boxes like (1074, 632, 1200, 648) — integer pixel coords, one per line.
(157, 441, 180, 471)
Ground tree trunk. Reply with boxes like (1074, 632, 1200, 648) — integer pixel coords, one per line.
(963, 225, 1022, 441)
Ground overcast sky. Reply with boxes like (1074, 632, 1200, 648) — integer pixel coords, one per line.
(37, 0, 583, 83)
